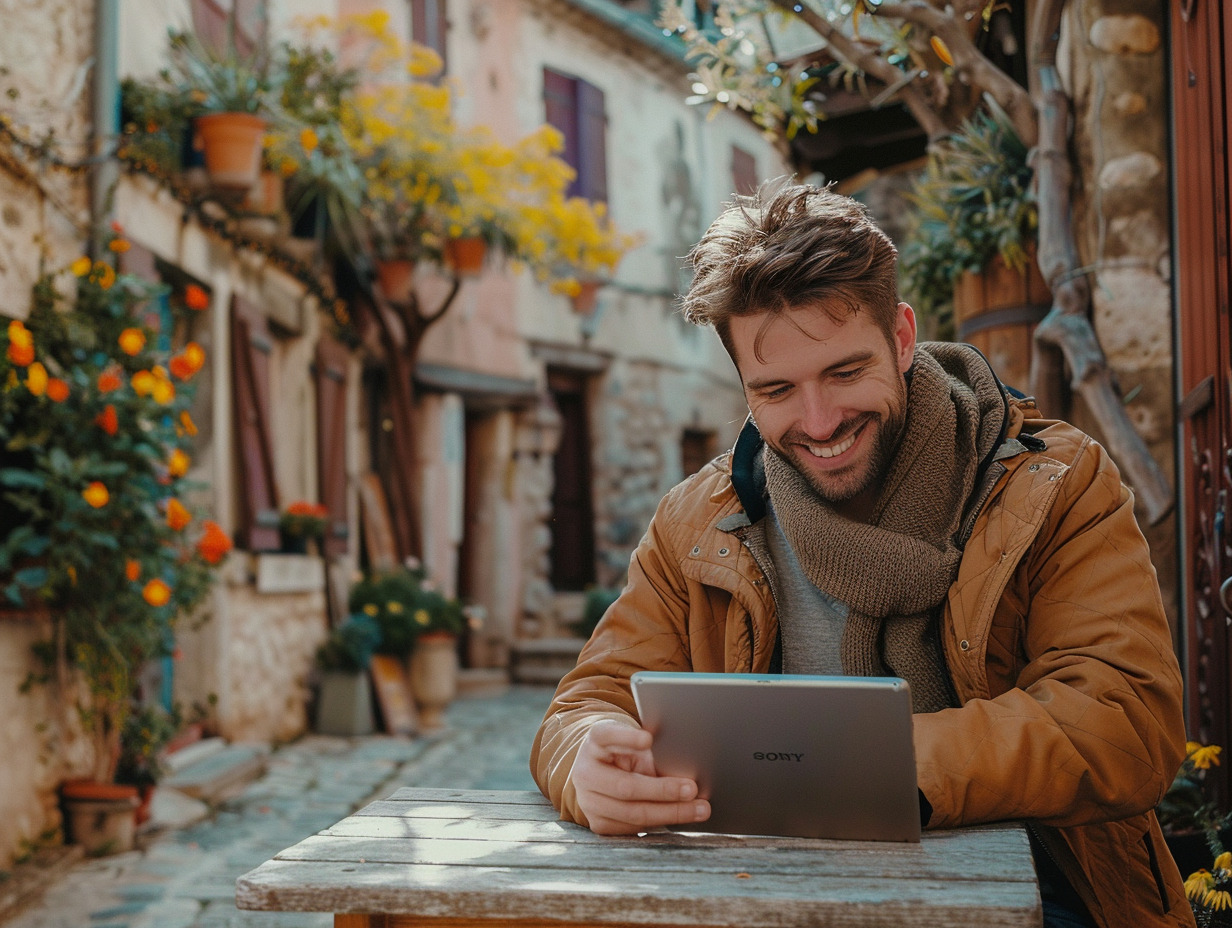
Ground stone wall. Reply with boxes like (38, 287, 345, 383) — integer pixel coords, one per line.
(1063, 0, 1177, 624)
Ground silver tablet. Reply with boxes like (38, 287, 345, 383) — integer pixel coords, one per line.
(630, 671, 921, 842)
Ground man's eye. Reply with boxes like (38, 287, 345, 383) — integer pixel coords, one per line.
(764, 385, 791, 399)
(833, 367, 863, 381)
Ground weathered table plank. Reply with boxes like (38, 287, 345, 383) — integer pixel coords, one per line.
(236, 789, 1041, 928)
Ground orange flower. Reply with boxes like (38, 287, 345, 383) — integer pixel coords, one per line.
(169, 343, 205, 380)
(7, 320, 34, 366)
(179, 411, 198, 437)
(131, 370, 155, 396)
(125, 559, 141, 581)
(142, 578, 171, 607)
(166, 498, 192, 531)
(118, 328, 146, 356)
(97, 368, 122, 392)
(930, 35, 954, 67)
(24, 362, 48, 397)
(197, 520, 233, 565)
(300, 127, 319, 153)
(82, 481, 109, 508)
(70, 256, 92, 277)
(95, 404, 118, 435)
(46, 378, 69, 402)
(168, 448, 190, 478)
(184, 284, 210, 311)
(108, 238, 131, 253)
(150, 366, 175, 404)
(91, 263, 116, 290)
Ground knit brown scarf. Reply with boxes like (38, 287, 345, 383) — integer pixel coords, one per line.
(763, 342, 1007, 713)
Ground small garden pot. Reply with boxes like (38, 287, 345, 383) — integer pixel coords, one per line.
(375, 259, 417, 303)
(316, 670, 376, 736)
(60, 780, 140, 856)
(194, 112, 266, 191)
(443, 237, 487, 278)
(570, 279, 602, 315)
(408, 634, 459, 731)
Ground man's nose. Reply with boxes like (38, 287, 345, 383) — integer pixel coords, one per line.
(797, 385, 843, 440)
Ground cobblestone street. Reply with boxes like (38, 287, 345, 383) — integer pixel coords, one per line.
(6, 687, 555, 928)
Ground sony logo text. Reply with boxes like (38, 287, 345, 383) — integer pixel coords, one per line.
(753, 752, 804, 762)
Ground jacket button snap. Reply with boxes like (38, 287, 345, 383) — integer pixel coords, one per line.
(1028, 463, 1041, 472)
(959, 639, 971, 651)
(691, 546, 701, 556)
(718, 547, 730, 557)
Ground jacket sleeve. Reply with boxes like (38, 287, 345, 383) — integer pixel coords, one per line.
(914, 433, 1187, 829)
(529, 480, 703, 826)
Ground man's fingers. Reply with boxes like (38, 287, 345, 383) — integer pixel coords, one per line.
(586, 796, 712, 835)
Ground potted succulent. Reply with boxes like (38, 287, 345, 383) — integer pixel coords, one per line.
(165, 26, 279, 191)
(0, 235, 232, 853)
(349, 561, 464, 730)
(314, 612, 382, 736)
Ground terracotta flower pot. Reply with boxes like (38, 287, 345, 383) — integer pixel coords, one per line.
(375, 259, 417, 303)
(194, 112, 267, 191)
(570, 279, 602, 315)
(60, 780, 140, 856)
(443, 237, 487, 278)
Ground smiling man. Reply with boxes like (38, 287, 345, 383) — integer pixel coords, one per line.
(530, 182, 1192, 928)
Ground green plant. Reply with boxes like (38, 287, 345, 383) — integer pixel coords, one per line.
(1160, 741, 1228, 837)
(349, 562, 464, 658)
(0, 235, 232, 783)
(117, 78, 204, 177)
(899, 98, 1038, 339)
(114, 701, 183, 788)
(571, 586, 622, 639)
(279, 501, 329, 538)
(166, 27, 278, 116)
(316, 612, 383, 673)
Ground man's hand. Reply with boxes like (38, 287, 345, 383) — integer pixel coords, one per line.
(571, 719, 711, 835)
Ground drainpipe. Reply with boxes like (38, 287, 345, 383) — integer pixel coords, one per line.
(90, 0, 120, 254)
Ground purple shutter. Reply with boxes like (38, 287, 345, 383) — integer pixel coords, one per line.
(576, 80, 608, 203)
(544, 69, 581, 197)
(229, 295, 280, 551)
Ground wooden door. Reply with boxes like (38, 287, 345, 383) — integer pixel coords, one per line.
(548, 370, 596, 591)
(1172, 0, 1232, 783)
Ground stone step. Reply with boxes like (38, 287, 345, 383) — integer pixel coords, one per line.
(160, 743, 269, 804)
(510, 636, 584, 686)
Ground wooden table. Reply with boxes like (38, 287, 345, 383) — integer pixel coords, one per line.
(236, 788, 1042, 928)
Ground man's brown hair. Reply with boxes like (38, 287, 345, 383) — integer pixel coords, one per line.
(681, 181, 900, 364)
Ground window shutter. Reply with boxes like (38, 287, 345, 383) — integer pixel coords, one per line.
(730, 146, 758, 196)
(544, 69, 581, 196)
(314, 334, 350, 557)
(229, 295, 280, 551)
(576, 80, 608, 203)
(410, 0, 448, 69)
(192, 0, 259, 58)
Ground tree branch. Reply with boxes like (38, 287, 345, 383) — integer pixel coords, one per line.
(872, 0, 1038, 145)
(762, 0, 949, 139)
(1027, 0, 1173, 523)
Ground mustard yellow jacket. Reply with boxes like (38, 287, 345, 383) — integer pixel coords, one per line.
(531, 401, 1193, 927)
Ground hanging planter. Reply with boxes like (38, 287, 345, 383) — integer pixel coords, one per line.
(570, 279, 603, 315)
(194, 112, 267, 191)
(443, 236, 487, 278)
(375, 258, 417, 303)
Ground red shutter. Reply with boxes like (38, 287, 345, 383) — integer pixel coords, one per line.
(544, 69, 581, 196)
(576, 80, 608, 203)
(730, 146, 758, 196)
(315, 334, 350, 557)
(229, 295, 280, 551)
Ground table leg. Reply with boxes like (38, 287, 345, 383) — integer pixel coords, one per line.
(335, 915, 388, 928)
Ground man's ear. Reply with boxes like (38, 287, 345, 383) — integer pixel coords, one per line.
(894, 302, 917, 373)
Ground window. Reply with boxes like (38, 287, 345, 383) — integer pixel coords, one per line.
(681, 428, 717, 478)
(730, 145, 759, 196)
(191, 0, 265, 58)
(409, 0, 448, 69)
(543, 69, 608, 203)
